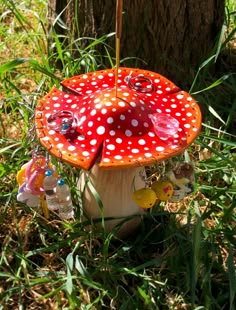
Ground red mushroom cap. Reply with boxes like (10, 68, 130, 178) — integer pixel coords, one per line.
(35, 68, 201, 170)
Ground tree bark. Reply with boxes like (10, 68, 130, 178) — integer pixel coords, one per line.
(48, 0, 225, 85)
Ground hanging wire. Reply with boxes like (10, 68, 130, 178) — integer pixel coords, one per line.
(115, 0, 123, 97)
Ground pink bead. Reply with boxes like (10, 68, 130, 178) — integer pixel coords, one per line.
(150, 113, 179, 139)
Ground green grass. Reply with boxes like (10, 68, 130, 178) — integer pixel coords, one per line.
(0, 0, 236, 309)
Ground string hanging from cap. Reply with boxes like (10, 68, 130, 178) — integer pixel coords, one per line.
(115, 0, 123, 97)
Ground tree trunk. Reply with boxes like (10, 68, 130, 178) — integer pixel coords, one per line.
(48, 0, 225, 85)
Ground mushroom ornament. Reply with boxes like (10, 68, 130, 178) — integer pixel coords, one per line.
(35, 67, 201, 237)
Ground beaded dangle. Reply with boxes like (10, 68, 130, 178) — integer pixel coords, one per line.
(16, 149, 74, 220)
(132, 152, 195, 209)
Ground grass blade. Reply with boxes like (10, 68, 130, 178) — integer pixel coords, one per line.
(227, 246, 236, 310)
(0, 58, 30, 74)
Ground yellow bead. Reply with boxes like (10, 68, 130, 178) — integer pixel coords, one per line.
(16, 164, 28, 185)
(151, 180, 174, 201)
(132, 188, 157, 209)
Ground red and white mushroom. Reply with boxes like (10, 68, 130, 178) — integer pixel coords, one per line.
(35, 67, 201, 236)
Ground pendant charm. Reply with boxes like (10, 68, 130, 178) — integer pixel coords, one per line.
(166, 162, 195, 202)
(151, 180, 174, 201)
(132, 188, 157, 209)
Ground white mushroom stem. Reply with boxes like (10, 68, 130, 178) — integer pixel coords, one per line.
(78, 163, 146, 237)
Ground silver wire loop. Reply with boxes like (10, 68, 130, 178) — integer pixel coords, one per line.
(47, 110, 77, 135)
(126, 73, 154, 93)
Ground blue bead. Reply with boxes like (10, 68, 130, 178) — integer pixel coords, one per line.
(57, 179, 65, 186)
(45, 169, 53, 177)
(62, 123, 69, 129)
